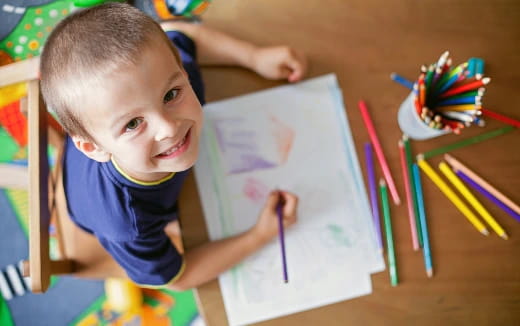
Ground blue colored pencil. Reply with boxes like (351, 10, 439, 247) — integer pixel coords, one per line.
(276, 198, 289, 283)
(412, 164, 433, 278)
(456, 170, 520, 223)
(437, 96, 480, 106)
(364, 142, 383, 252)
(390, 73, 414, 90)
(437, 72, 463, 94)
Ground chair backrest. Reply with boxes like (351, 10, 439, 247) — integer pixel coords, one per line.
(0, 58, 74, 293)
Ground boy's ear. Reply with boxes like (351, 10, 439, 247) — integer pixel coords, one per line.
(72, 136, 111, 162)
(181, 67, 189, 79)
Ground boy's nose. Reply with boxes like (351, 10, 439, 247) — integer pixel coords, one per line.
(154, 115, 181, 142)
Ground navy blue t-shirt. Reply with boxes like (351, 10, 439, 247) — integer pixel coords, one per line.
(63, 31, 205, 286)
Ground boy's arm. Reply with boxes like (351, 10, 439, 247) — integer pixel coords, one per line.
(160, 22, 307, 82)
(168, 190, 298, 291)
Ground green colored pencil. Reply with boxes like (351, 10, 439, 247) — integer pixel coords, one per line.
(421, 126, 516, 160)
(403, 135, 423, 247)
(424, 64, 435, 90)
(444, 89, 481, 100)
(437, 62, 468, 89)
(380, 179, 398, 286)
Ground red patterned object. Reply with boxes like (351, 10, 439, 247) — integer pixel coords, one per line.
(0, 101, 27, 147)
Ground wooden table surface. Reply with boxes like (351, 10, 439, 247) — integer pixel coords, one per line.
(178, 1, 520, 325)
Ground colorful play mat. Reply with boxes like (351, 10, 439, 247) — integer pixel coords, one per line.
(0, 1, 203, 325)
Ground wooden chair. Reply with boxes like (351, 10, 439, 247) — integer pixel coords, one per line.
(0, 58, 126, 293)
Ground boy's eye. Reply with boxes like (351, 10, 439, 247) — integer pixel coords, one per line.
(163, 88, 179, 103)
(125, 117, 143, 132)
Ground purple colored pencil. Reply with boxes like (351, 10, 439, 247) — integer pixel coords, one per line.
(277, 199, 289, 283)
(364, 143, 383, 252)
(456, 170, 520, 223)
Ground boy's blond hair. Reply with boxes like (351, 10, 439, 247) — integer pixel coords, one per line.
(40, 2, 182, 141)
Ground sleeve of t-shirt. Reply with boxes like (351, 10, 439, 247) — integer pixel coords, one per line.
(166, 30, 206, 105)
(99, 234, 185, 287)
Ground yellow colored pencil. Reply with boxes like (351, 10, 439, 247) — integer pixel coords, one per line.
(417, 157, 489, 236)
(444, 154, 520, 215)
(435, 104, 481, 112)
(439, 162, 508, 240)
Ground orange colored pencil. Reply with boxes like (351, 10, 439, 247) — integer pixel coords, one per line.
(419, 79, 426, 108)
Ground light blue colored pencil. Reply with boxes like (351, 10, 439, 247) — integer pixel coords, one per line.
(412, 163, 433, 278)
(475, 58, 485, 79)
(467, 58, 477, 77)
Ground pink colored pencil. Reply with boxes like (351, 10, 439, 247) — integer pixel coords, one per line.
(481, 108, 520, 128)
(398, 140, 419, 250)
(358, 100, 401, 205)
(444, 154, 520, 215)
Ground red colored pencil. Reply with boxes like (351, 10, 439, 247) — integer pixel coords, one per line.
(418, 75, 426, 108)
(440, 77, 490, 98)
(442, 58, 452, 74)
(414, 93, 422, 115)
(358, 100, 401, 205)
(481, 108, 520, 128)
(441, 118, 463, 134)
(398, 140, 419, 250)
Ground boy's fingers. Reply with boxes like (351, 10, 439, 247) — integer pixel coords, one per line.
(285, 55, 307, 82)
(264, 190, 281, 210)
(279, 191, 298, 217)
(280, 66, 293, 80)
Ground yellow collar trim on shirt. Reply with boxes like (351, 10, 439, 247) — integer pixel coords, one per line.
(111, 158, 175, 186)
(136, 260, 186, 289)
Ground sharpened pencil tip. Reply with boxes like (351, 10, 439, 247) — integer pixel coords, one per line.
(481, 229, 490, 236)
(394, 198, 401, 205)
(427, 269, 433, 278)
(501, 233, 509, 240)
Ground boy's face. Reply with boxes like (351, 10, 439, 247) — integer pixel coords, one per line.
(75, 38, 203, 182)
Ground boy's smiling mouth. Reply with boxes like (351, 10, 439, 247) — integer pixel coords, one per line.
(155, 128, 192, 159)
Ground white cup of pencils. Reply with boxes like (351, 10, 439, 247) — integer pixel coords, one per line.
(397, 51, 489, 140)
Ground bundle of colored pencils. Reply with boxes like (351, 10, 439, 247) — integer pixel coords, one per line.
(413, 51, 488, 134)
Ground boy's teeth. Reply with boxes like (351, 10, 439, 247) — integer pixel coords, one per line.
(164, 147, 177, 155)
(162, 136, 186, 155)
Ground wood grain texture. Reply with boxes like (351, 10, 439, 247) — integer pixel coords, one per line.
(178, 0, 520, 325)
(27, 79, 51, 293)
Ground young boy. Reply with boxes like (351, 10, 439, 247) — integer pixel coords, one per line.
(40, 3, 306, 291)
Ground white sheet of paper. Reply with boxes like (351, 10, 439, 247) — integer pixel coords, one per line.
(195, 74, 384, 326)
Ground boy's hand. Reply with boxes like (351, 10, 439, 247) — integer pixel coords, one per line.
(251, 46, 307, 83)
(252, 190, 298, 244)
